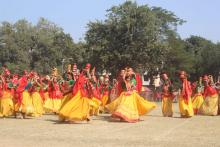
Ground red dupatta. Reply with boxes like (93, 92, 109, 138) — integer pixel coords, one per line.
(48, 81, 53, 98)
(181, 79, 192, 104)
(203, 85, 217, 98)
(135, 73, 142, 93)
(88, 82, 101, 100)
(48, 81, 63, 99)
(116, 76, 123, 96)
(0, 86, 3, 98)
(16, 76, 28, 104)
(72, 73, 89, 98)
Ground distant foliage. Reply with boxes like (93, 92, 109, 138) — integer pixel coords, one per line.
(0, 1, 219, 79)
(85, 1, 186, 75)
(0, 18, 84, 74)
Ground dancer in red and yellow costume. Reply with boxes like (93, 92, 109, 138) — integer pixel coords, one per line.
(106, 68, 156, 123)
(127, 67, 142, 93)
(60, 69, 75, 110)
(199, 75, 219, 116)
(161, 73, 174, 117)
(14, 71, 35, 118)
(30, 72, 44, 117)
(0, 69, 14, 118)
(59, 64, 96, 122)
(178, 71, 194, 118)
(44, 68, 63, 113)
(99, 73, 111, 112)
(115, 69, 126, 97)
(191, 77, 204, 114)
(88, 67, 102, 116)
(41, 75, 50, 105)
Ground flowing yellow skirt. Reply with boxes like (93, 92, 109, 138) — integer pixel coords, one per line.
(0, 91, 14, 117)
(32, 92, 44, 117)
(59, 91, 92, 121)
(99, 95, 109, 112)
(43, 92, 50, 101)
(44, 96, 62, 113)
(60, 93, 73, 110)
(192, 94, 204, 114)
(90, 97, 101, 116)
(15, 91, 34, 115)
(106, 91, 156, 123)
(179, 96, 194, 117)
(102, 95, 109, 107)
(162, 96, 173, 117)
(199, 94, 218, 116)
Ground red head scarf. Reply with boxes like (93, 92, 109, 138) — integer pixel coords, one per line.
(85, 63, 91, 70)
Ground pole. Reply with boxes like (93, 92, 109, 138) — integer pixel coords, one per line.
(62, 59, 65, 74)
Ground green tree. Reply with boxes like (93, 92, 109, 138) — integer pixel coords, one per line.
(85, 1, 184, 75)
(185, 36, 220, 79)
(164, 36, 195, 82)
(0, 18, 83, 74)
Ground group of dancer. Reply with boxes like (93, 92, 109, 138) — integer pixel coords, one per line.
(0, 63, 219, 123)
(161, 71, 220, 117)
(59, 64, 156, 122)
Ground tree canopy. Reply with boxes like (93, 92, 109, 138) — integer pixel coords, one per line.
(0, 18, 82, 74)
(85, 1, 185, 75)
(0, 1, 219, 80)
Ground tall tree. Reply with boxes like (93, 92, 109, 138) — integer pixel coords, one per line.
(164, 36, 195, 82)
(85, 1, 184, 75)
(0, 18, 83, 74)
(185, 36, 220, 79)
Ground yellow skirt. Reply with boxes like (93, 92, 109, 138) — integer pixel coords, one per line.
(192, 94, 204, 114)
(43, 92, 50, 102)
(59, 91, 91, 121)
(179, 96, 194, 117)
(199, 94, 218, 116)
(99, 95, 109, 112)
(60, 93, 72, 110)
(102, 95, 109, 107)
(162, 96, 173, 117)
(32, 92, 44, 117)
(15, 91, 34, 114)
(90, 97, 101, 116)
(106, 91, 156, 122)
(44, 99, 61, 113)
(0, 91, 14, 117)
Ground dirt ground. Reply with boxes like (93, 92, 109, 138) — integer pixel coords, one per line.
(0, 103, 220, 147)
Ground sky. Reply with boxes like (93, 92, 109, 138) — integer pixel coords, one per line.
(1, 0, 220, 43)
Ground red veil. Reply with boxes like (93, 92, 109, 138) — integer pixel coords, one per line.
(135, 73, 142, 93)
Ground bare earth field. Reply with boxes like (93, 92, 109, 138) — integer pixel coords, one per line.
(0, 103, 220, 147)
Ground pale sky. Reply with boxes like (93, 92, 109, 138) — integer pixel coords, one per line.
(1, 0, 219, 42)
